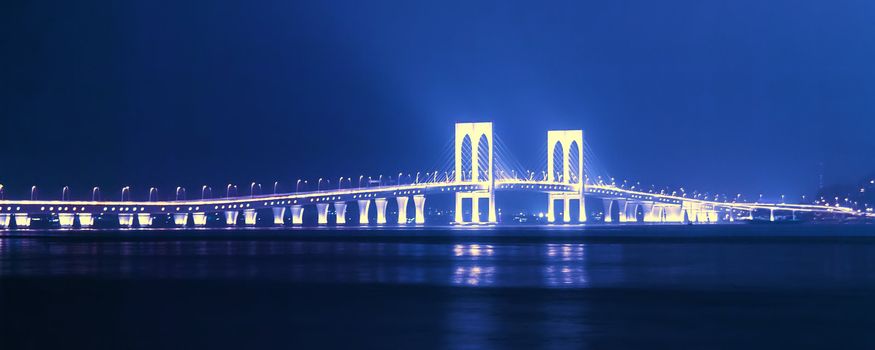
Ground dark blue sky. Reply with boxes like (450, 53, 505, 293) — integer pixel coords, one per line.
(2, 0, 873, 200)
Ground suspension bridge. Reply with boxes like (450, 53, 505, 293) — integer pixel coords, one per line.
(0, 122, 865, 229)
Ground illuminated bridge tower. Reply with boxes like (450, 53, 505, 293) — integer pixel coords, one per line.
(454, 122, 496, 224)
(546, 130, 586, 223)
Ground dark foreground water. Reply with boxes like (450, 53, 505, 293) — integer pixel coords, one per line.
(2, 224, 875, 349)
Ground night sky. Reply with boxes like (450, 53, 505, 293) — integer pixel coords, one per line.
(2, 0, 874, 201)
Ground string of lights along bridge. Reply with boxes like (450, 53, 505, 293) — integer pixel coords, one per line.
(0, 122, 866, 229)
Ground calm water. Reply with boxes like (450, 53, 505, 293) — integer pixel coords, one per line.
(2, 224, 875, 349)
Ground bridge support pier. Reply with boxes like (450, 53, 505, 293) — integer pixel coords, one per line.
(14, 213, 30, 228)
(547, 197, 555, 223)
(602, 199, 628, 223)
(563, 198, 572, 222)
(119, 213, 135, 227)
(58, 213, 75, 228)
(623, 202, 658, 223)
(76, 213, 94, 228)
(290, 205, 304, 225)
(579, 195, 587, 222)
(225, 211, 239, 226)
(413, 195, 426, 224)
(192, 212, 207, 227)
(272, 207, 286, 225)
(617, 199, 628, 222)
(0, 213, 11, 228)
(602, 199, 613, 223)
(375, 198, 388, 224)
(243, 209, 257, 225)
(454, 195, 464, 224)
(664, 205, 683, 222)
(137, 213, 153, 227)
(455, 192, 495, 224)
(681, 202, 703, 223)
(769, 209, 775, 222)
(547, 193, 573, 223)
(173, 213, 188, 227)
(334, 202, 347, 224)
(652, 206, 667, 223)
(705, 210, 718, 223)
(316, 203, 329, 225)
(396, 196, 409, 224)
(79, 213, 94, 227)
(357, 200, 370, 225)
(641, 203, 657, 222)
(488, 193, 497, 223)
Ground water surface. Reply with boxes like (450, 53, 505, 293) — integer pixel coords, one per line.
(2, 224, 874, 349)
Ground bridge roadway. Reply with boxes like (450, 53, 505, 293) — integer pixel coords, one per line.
(0, 179, 861, 229)
(586, 184, 861, 223)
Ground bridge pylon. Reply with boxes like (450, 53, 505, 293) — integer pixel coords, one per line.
(546, 130, 585, 223)
(453, 122, 496, 224)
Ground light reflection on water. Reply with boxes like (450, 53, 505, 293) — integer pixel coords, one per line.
(3, 229, 875, 289)
(0, 237, 597, 287)
(6, 227, 875, 350)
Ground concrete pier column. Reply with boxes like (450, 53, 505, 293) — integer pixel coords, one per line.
(58, 213, 75, 228)
(791, 210, 796, 221)
(243, 209, 257, 225)
(487, 194, 497, 223)
(602, 199, 614, 223)
(470, 196, 480, 224)
(617, 199, 628, 222)
(272, 207, 286, 225)
(375, 198, 388, 225)
(413, 195, 426, 224)
(0, 213, 11, 228)
(225, 211, 239, 226)
(562, 197, 571, 223)
(192, 212, 207, 226)
(642, 203, 656, 222)
(137, 213, 153, 227)
(14, 213, 31, 228)
(290, 205, 304, 225)
(316, 203, 329, 225)
(664, 205, 683, 222)
(706, 210, 717, 223)
(547, 195, 556, 223)
(454, 195, 464, 224)
(172, 213, 188, 227)
(624, 201, 638, 222)
(396, 196, 409, 224)
(769, 209, 775, 222)
(334, 202, 347, 225)
(651, 206, 664, 223)
(578, 196, 587, 223)
(78, 213, 95, 227)
(357, 200, 370, 225)
(119, 213, 135, 227)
